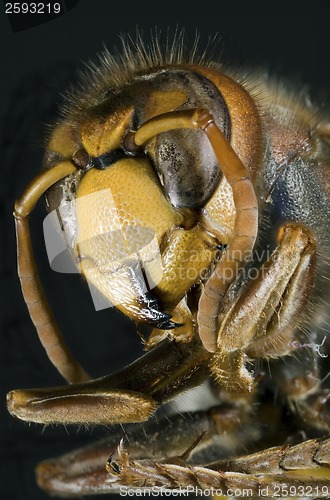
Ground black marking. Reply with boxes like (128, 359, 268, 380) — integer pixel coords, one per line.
(157, 318, 183, 330)
(90, 148, 128, 170)
(107, 458, 122, 474)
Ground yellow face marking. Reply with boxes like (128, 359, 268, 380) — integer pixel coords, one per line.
(81, 107, 133, 157)
(143, 89, 188, 121)
(75, 157, 183, 244)
(48, 122, 78, 157)
(154, 226, 217, 306)
(74, 157, 184, 318)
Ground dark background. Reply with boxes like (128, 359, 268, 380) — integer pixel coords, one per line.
(1, 1, 330, 499)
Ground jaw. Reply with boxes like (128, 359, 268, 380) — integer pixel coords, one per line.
(81, 259, 179, 330)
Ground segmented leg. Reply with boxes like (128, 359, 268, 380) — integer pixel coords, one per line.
(14, 161, 90, 384)
(7, 337, 210, 425)
(133, 108, 258, 353)
(106, 438, 330, 496)
(35, 403, 261, 497)
(209, 223, 316, 393)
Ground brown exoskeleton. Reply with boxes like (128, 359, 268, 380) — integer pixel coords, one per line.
(6, 35, 330, 497)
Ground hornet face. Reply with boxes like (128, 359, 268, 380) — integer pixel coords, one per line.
(44, 70, 228, 330)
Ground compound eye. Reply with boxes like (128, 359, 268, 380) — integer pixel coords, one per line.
(154, 128, 221, 209)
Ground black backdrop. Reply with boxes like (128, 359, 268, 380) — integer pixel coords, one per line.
(1, 1, 330, 499)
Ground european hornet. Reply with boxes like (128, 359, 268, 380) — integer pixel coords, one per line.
(6, 35, 330, 498)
